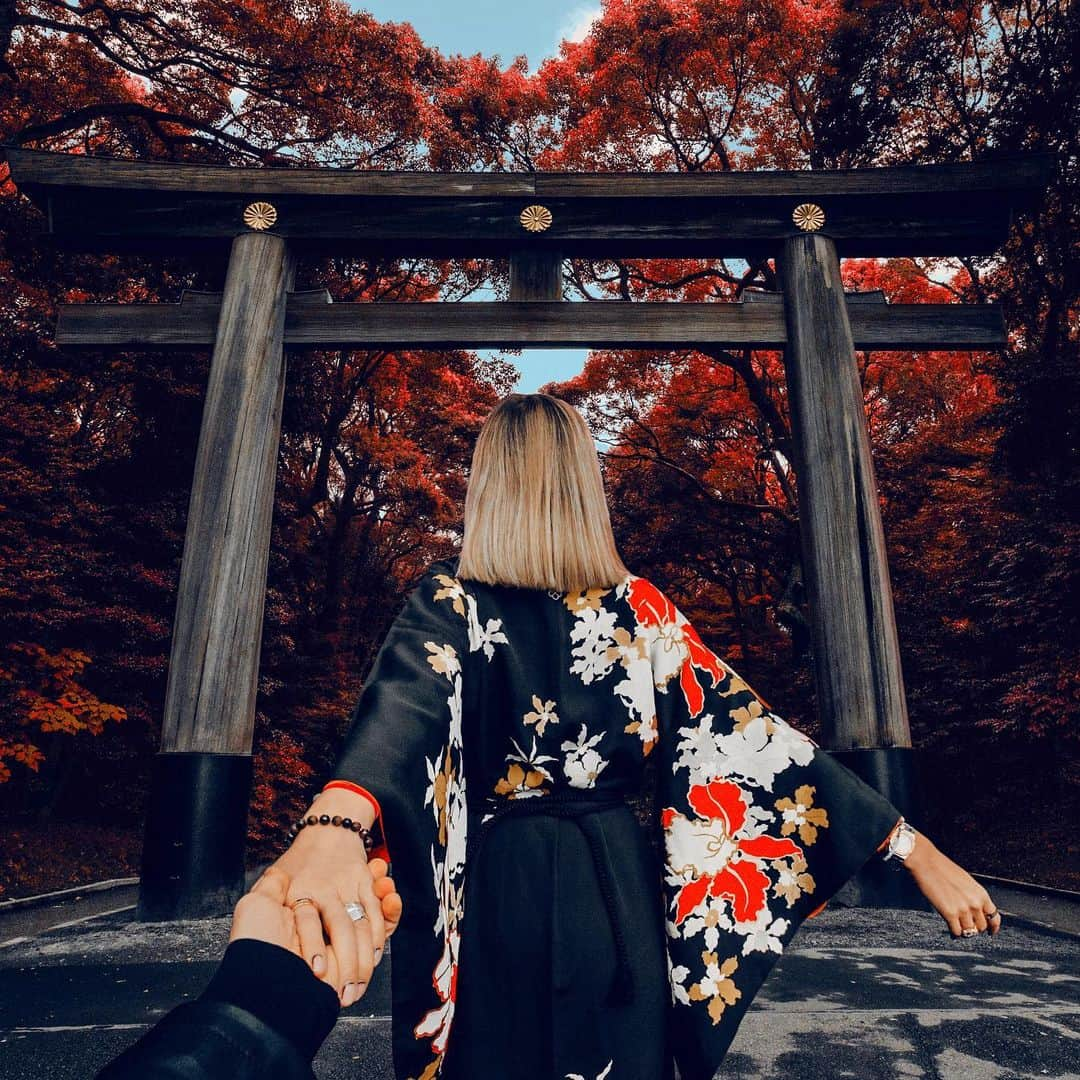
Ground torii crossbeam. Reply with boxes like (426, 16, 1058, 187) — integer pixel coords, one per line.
(1, 145, 1053, 919)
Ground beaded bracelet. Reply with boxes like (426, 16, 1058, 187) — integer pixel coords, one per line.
(287, 812, 376, 852)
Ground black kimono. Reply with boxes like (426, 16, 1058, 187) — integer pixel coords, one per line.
(330, 556, 902, 1080)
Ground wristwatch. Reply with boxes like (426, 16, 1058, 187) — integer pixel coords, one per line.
(882, 817, 917, 867)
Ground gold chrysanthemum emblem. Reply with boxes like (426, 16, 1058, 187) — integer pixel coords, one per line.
(519, 204, 553, 232)
(243, 201, 278, 230)
(792, 202, 825, 231)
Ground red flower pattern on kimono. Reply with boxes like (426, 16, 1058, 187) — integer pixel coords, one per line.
(662, 778, 804, 926)
(330, 559, 903, 1080)
(625, 577, 726, 717)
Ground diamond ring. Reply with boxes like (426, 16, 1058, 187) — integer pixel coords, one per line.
(344, 901, 367, 922)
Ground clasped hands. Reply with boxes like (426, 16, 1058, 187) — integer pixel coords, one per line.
(228, 831, 402, 1009)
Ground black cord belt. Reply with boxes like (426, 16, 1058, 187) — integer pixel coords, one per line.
(465, 787, 635, 1007)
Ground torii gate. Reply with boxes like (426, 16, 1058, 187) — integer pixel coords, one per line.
(1, 146, 1053, 920)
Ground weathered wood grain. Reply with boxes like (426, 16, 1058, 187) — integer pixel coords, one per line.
(777, 232, 913, 752)
(2, 145, 1053, 258)
(159, 232, 295, 754)
(56, 295, 1006, 350)
(2, 144, 1052, 198)
(509, 250, 564, 300)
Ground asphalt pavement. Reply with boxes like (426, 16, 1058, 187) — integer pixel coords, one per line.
(1, 898, 1077, 1079)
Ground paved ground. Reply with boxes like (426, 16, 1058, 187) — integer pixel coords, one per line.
(0, 900, 1077, 1080)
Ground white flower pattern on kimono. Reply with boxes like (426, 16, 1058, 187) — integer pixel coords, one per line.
(434, 571, 509, 659)
(674, 710, 816, 792)
(568, 603, 621, 683)
(738, 907, 790, 956)
(667, 950, 693, 1006)
(561, 724, 609, 789)
(464, 591, 510, 659)
(568, 589, 660, 755)
(412, 571, 511, 1072)
(678, 894, 735, 950)
(414, 669, 467, 1054)
(609, 628, 659, 754)
(566, 1060, 614, 1080)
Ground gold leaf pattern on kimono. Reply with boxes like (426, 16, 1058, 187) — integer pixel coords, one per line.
(494, 735, 557, 798)
(604, 625, 647, 667)
(494, 761, 551, 798)
(430, 745, 454, 847)
(523, 692, 560, 736)
(411, 1054, 441, 1080)
(772, 856, 816, 906)
(687, 952, 741, 1025)
(775, 784, 830, 845)
(728, 694, 767, 732)
(424, 641, 460, 678)
(432, 572, 468, 618)
(563, 584, 612, 613)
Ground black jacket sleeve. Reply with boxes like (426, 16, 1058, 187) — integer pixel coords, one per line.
(94, 938, 341, 1080)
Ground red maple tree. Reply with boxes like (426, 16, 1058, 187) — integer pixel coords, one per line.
(0, 0, 1074, 892)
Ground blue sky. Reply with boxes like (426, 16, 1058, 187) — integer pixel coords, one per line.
(351, 1, 601, 393)
(352, 1, 601, 69)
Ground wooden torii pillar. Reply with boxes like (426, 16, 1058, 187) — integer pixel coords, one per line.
(1, 146, 1052, 917)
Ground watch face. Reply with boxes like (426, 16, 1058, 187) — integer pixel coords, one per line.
(892, 827, 916, 859)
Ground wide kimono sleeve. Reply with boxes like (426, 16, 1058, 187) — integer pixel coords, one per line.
(324, 557, 473, 1080)
(627, 577, 902, 1080)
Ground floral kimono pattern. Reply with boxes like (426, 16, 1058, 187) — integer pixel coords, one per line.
(330, 557, 901, 1080)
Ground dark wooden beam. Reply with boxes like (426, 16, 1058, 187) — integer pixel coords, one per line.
(777, 230, 920, 906)
(137, 231, 294, 921)
(778, 231, 912, 751)
(55, 291, 1006, 350)
(2, 145, 1054, 259)
(510, 250, 563, 300)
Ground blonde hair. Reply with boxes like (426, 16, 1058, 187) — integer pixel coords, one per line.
(458, 393, 631, 592)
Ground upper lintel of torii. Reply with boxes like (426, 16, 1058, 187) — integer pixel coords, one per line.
(0, 145, 1055, 260)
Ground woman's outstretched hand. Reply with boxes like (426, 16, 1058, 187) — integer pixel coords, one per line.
(247, 791, 402, 1007)
(903, 830, 1002, 938)
(228, 856, 402, 1008)
(230, 860, 401, 947)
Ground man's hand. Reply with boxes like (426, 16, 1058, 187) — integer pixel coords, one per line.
(229, 864, 302, 953)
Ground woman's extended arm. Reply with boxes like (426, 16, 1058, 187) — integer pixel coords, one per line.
(266, 785, 389, 1008)
(886, 820, 1002, 936)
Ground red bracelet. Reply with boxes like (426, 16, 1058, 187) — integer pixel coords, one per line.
(320, 780, 390, 863)
(322, 779, 382, 820)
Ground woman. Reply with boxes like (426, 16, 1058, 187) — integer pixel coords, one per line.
(272, 392, 1001, 1080)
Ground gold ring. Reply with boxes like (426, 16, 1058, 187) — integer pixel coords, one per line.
(290, 896, 316, 910)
